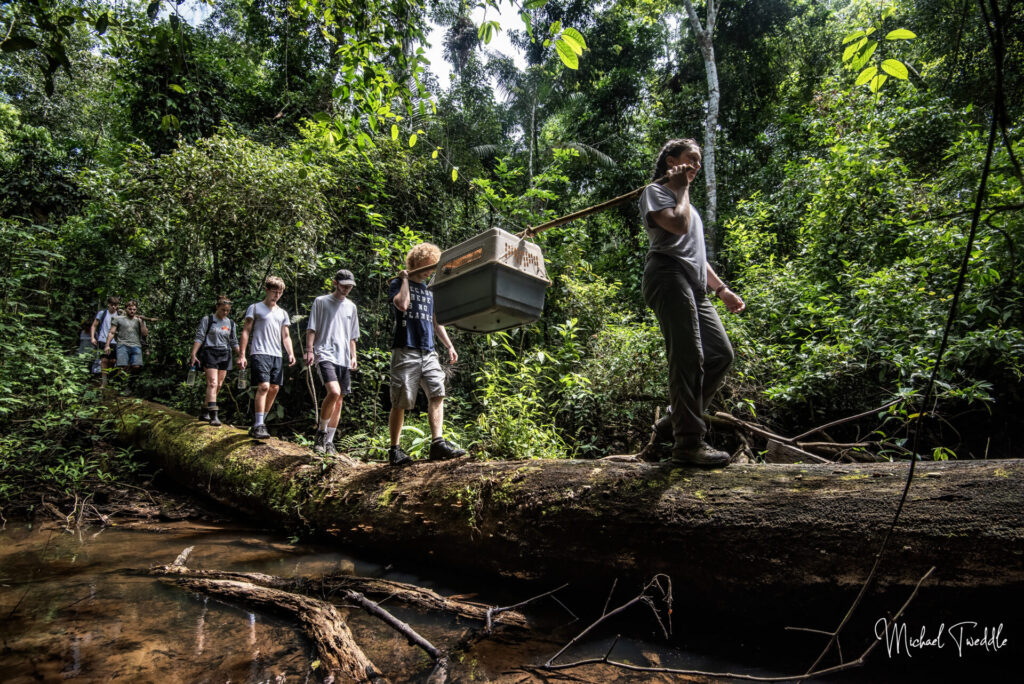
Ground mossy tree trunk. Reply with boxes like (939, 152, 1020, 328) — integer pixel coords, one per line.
(112, 400, 1024, 609)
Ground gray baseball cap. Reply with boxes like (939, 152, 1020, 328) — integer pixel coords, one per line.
(334, 269, 356, 286)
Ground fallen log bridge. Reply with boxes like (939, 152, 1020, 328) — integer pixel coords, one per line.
(113, 400, 1024, 610)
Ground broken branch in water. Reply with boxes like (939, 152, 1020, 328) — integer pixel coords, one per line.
(532, 568, 935, 682)
(148, 550, 385, 683)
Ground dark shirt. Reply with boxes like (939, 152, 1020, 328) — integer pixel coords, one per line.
(388, 278, 434, 351)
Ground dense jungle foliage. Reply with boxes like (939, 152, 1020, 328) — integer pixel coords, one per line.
(1, 0, 1021, 514)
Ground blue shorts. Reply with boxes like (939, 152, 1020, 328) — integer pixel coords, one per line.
(116, 345, 143, 367)
(251, 354, 283, 386)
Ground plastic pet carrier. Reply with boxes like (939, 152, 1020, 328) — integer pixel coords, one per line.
(429, 227, 551, 332)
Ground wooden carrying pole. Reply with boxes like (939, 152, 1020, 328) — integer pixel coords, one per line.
(517, 173, 671, 239)
(400, 174, 672, 278)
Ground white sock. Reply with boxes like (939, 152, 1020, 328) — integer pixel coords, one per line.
(326, 427, 337, 443)
(319, 418, 330, 431)
(255, 412, 265, 426)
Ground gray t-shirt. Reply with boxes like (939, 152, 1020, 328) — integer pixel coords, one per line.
(639, 183, 708, 291)
(110, 315, 143, 347)
(308, 293, 360, 366)
(244, 302, 290, 357)
(194, 314, 239, 350)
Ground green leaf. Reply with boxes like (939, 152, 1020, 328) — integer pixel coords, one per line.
(842, 38, 866, 63)
(561, 27, 587, 52)
(555, 39, 579, 69)
(549, 20, 562, 36)
(855, 66, 878, 86)
(391, 124, 399, 140)
(146, 1, 160, 20)
(1, 37, 38, 52)
(408, 133, 418, 148)
(95, 13, 110, 35)
(452, 168, 458, 182)
(431, 149, 439, 159)
(842, 30, 866, 45)
(849, 41, 877, 71)
(525, 0, 547, 8)
(168, 84, 186, 94)
(560, 34, 583, 56)
(880, 59, 909, 80)
(885, 29, 916, 40)
(869, 73, 888, 93)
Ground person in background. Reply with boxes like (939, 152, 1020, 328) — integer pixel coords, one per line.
(104, 299, 147, 393)
(304, 269, 360, 455)
(90, 296, 119, 386)
(189, 295, 240, 427)
(640, 138, 745, 467)
(77, 320, 94, 356)
(239, 276, 295, 439)
(386, 243, 466, 466)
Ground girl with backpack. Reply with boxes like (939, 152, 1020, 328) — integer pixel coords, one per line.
(189, 295, 241, 426)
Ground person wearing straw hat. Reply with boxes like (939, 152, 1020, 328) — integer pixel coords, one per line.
(386, 243, 466, 466)
(304, 268, 360, 455)
(641, 138, 745, 468)
(189, 295, 240, 427)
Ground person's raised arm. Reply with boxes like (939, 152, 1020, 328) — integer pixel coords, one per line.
(707, 264, 745, 314)
(392, 271, 411, 312)
(649, 163, 698, 235)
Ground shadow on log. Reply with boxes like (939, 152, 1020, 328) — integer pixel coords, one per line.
(113, 399, 1024, 619)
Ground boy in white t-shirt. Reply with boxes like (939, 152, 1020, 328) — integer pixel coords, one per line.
(239, 276, 296, 439)
(304, 269, 360, 455)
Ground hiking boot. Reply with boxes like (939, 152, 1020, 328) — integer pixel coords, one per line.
(670, 442, 731, 468)
(312, 430, 328, 454)
(653, 413, 673, 444)
(387, 445, 412, 466)
(324, 440, 337, 456)
(429, 438, 466, 461)
(250, 424, 270, 440)
(199, 408, 211, 421)
(209, 411, 221, 427)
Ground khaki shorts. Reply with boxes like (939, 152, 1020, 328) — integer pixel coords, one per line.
(390, 348, 445, 410)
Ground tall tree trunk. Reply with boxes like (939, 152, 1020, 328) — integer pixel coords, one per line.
(683, 0, 720, 262)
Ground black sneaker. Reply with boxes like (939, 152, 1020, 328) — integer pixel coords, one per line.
(387, 445, 412, 466)
(429, 438, 466, 461)
(251, 424, 270, 440)
(313, 430, 328, 454)
(670, 442, 730, 468)
(199, 408, 210, 421)
(324, 440, 337, 455)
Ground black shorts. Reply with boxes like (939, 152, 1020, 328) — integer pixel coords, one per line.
(199, 347, 231, 371)
(102, 343, 117, 361)
(317, 361, 352, 395)
(251, 354, 284, 386)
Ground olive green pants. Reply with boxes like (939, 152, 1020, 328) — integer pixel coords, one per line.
(642, 253, 734, 448)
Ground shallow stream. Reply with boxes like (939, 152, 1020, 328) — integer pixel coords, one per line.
(0, 517, 1015, 682)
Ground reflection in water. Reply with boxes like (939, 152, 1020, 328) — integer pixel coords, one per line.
(0, 519, 795, 683)
(196, 595, 208, 656)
